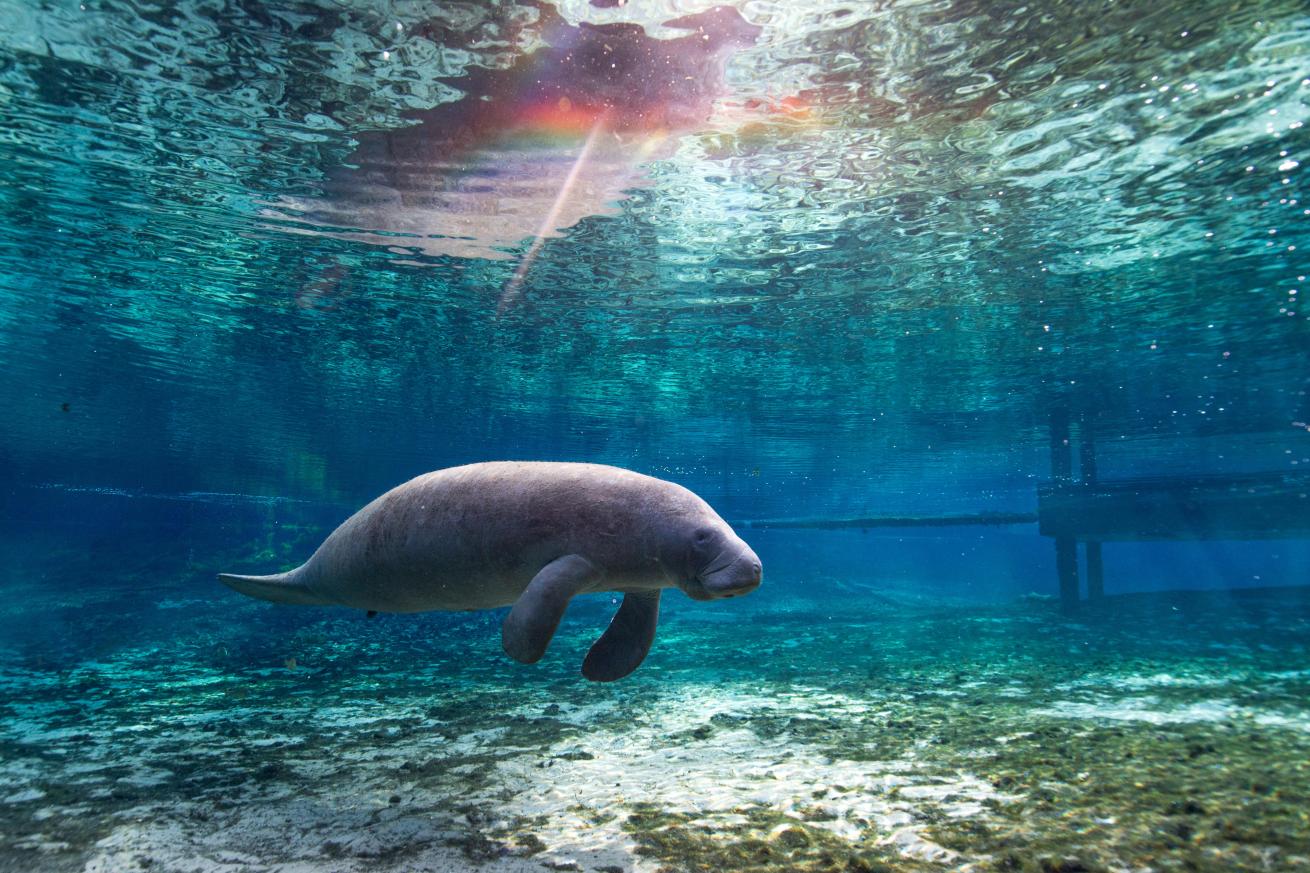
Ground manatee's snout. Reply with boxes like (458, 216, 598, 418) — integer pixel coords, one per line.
(699, 546, 763, 599)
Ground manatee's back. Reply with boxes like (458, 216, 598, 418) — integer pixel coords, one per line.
(303, 462, 688, 612)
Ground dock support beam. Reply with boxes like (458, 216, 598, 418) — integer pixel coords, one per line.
(1085, 541, 1104, 601)
(1056, 536, 1080, 612)
(1078, 413, 1103, 602)
(1049, 408, 1079, 612)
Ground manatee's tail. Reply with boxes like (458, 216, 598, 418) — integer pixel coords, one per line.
(218, 568, 332, 606)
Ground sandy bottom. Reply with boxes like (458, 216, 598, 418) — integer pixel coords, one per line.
(1, 578, 1309, 872)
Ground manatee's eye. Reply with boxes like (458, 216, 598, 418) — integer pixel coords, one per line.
(695, 527, 713, 544)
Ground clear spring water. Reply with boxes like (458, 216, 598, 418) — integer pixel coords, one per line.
(0, 1, 1308, 870)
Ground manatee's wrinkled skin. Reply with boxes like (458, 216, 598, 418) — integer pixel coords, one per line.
(220, 462, 762, 680)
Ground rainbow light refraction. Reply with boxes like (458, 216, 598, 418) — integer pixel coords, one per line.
(497, 116, 612, 315)
(275, 6, 816, 298)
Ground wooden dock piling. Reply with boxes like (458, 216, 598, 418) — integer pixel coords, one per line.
(1049, 408, 1079, 612)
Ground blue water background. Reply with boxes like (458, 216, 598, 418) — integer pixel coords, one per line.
(0, 0, 1308, 632)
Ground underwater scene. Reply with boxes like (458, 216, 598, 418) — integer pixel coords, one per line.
(2, 0, 1309, 870)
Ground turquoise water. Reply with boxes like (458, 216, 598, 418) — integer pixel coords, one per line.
(1, 1, 1309, 870)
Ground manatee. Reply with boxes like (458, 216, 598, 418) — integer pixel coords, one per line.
(219, 461, 762, 681)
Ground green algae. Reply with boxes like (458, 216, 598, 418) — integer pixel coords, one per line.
(924, 720, 1310, 872)
(580, 592, 1310, 872)
(2, 575, 1309, 872)
(610, 698, 1310, 873)
(623, 803, 918, 873)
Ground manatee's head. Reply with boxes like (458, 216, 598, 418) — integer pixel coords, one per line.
(667, 502, 763, 601)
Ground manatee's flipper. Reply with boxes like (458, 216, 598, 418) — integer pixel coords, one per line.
(502, 555, 600, 664)
(582, 590, 661, 682)
(218, 569, 331, 606)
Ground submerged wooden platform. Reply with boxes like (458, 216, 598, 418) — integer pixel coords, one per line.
(738, 472, 1308, 540)
(1036, 409, 1310, 609)
(1037, 472, 1310, 541)
(733, 408, 1307, 611)
(734, 468, 1307, 613)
